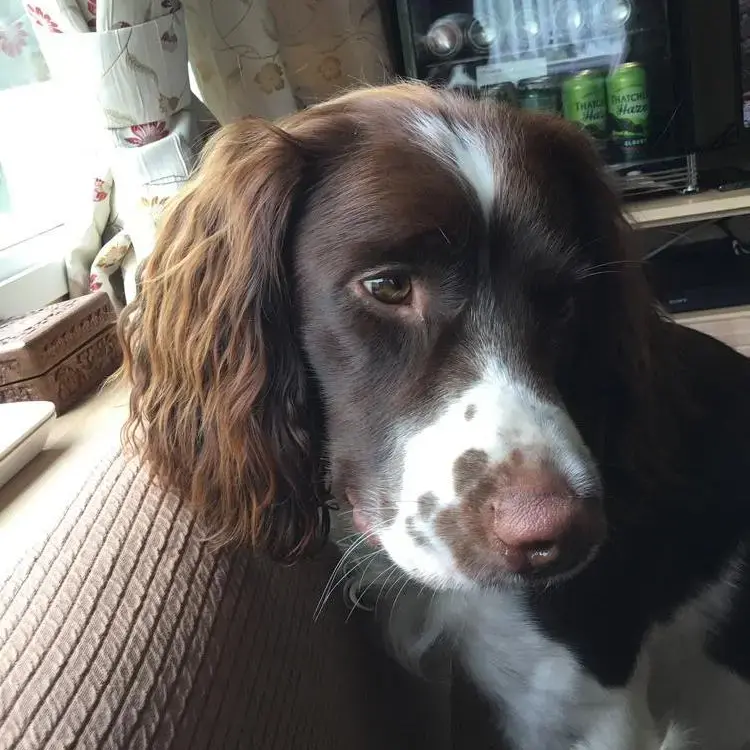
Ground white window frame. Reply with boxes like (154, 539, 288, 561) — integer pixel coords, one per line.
(0, 79, 78, 317)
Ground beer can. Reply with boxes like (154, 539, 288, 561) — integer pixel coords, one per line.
(467, 16, 499, 53)
(425, 16, 466, 59)
(607, 62, 649, 161)
(482, 82, 519, 107)
(518, 76, 562, 115)
(562, 69, 608, 144)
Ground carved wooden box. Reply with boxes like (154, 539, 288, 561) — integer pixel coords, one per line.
(0, 292, 122, 414)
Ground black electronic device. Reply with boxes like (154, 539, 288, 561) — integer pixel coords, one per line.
(647, 236, 750, 314)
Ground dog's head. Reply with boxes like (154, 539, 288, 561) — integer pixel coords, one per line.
(120, 84, 659, 590)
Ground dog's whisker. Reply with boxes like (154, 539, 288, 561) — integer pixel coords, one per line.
(315, 518, 394, 620)
(348, 562, 398, 620)
(343, 550, 386, 622)
(577, 269, 633, 281)
(387, 573, 413, 633)
(374, 565, 402, 613)
(314, 528, 385, 621)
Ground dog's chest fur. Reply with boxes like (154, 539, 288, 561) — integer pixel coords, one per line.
(428, 575, 750, 750)
(439, 589, 627, 750)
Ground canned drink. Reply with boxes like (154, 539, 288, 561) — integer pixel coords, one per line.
(562, 69, 608, 143)
(425, 15, 467, 59)
(607, 62, 649, 161)
(467, 15, 499, 53)
(482, 82, 519, 107)
(518, 76, 562, 115)
(610, 0, 633, 25)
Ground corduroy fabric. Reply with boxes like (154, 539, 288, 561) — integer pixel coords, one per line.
(0, 450, 448, 750)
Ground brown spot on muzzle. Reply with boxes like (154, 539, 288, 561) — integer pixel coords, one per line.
(452, 449, 490, 497)
(440, 452, 603, 583)
(418, 491, 438, 520)
(406, 517, 431, 547)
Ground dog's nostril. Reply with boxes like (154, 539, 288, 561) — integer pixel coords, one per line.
(497, 538, 561, 572)
(524, 540, 560, 565)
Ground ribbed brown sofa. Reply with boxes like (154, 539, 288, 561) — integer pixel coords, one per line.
(0, 449, 450, 749)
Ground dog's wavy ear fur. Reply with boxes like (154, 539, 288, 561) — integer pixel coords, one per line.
(118, 118, 328, 560)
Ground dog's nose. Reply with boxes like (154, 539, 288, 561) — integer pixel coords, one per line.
(489, 467, 603, 575)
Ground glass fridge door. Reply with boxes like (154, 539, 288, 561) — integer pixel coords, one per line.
(740, 0, 750, 128)
(400, 1, 676, 164)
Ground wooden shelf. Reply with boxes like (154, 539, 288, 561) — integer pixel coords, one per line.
(625, 188, 750, 229)
(618, 191, 750, 354)
(675, 305, 750, 357)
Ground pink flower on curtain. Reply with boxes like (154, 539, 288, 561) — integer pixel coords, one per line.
(26, 5, 62, 33)
(0, 21, 28, 57)
(161, 0, 182, 12)
(124, 121, 170, 146)
(89, 273, 103, 292)
(93, 178, 108, 202)
(84, 0, 96, 29)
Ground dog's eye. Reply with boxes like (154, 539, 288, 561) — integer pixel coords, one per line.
(559, 296, 575, 323)
(362, 275, 412, 305)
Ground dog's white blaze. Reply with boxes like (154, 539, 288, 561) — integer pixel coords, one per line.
(410, 113, 496, 221)
(378, 365, 598, 587)
(452, 127, 496, 220)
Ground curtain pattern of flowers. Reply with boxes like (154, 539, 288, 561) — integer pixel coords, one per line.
(1, 0, 50, 214)
(22, 0, 395, 309)
(0, 0, 48, 90)
(24, 0, 204, 310)
(185, 0, 394, 124)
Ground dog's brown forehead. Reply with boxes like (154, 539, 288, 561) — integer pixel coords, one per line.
(292, 95, 583, 284)
(312, 129, 479, 246)
(297, 111, 512, 268)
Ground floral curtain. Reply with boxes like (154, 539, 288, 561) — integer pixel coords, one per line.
(0, 0, 48, 90)
(24, 0, 208, 310)
(21, 0, 395, 309)
(0, 0, 49, 214)
(184, 0, 395, 124)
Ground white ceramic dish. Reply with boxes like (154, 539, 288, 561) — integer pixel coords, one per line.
(0, 401, 56, 490)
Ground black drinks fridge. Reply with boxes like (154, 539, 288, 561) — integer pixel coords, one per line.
(395, 1, 746, 197)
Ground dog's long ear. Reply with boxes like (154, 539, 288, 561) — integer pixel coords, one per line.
(118, 118, 328, 560)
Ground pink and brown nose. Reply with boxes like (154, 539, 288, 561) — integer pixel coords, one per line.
(488, 466, 604, 576)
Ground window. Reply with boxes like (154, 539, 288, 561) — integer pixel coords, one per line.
(0, 0, 74, 314)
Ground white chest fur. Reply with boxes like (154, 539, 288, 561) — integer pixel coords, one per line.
(435, 589, 660, 750)
(428, 581, 750, 750)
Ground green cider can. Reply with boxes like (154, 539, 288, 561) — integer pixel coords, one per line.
(562, 69, 608, 146)
(606, 62, 649, 161)
(483, 81, 519, 107)
(518, 76, 561, 115)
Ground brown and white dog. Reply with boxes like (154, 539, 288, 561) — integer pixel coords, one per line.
(119, 83, 750, 749)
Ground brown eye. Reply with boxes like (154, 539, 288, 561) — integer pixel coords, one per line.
(560, 296, 575, 323)
(362, 275, 412, 305)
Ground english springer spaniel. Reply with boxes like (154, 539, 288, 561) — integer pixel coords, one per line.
(119, 83, 750, 749)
